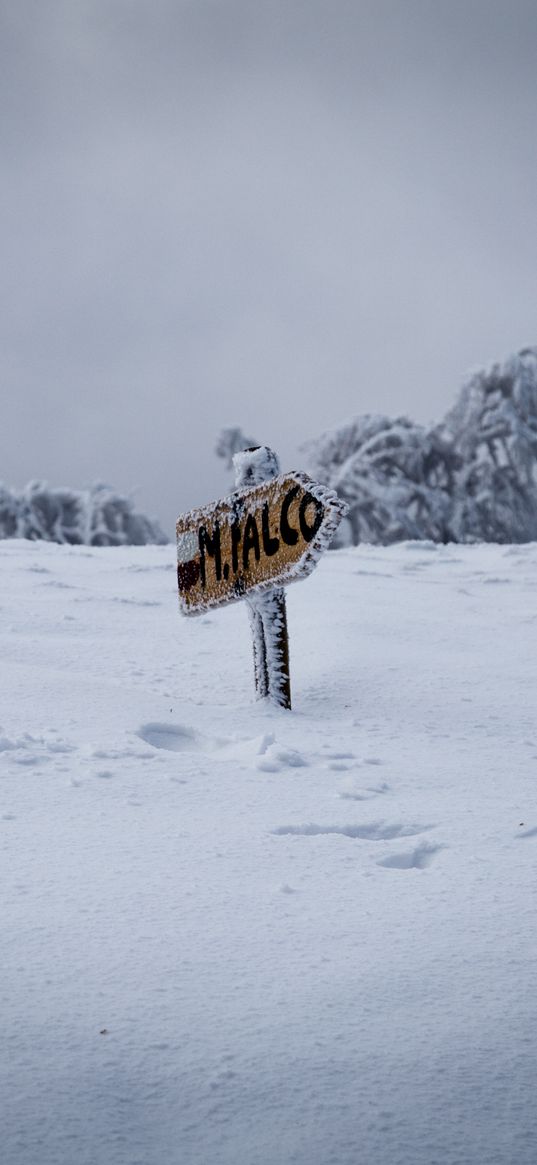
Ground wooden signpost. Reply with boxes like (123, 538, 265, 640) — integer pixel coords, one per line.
(176, 447, 347, 708)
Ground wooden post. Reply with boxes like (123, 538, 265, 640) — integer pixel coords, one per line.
(233, 447, 292, 709)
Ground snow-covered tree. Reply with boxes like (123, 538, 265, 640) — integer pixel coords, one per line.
(0, 484, 20, 539)
(441, 348, 537, 543)
(0, 481, 168, 546)
(303, 414, 456, 545)
(86, 483, 168, 546)
(215, 426, 258, 471)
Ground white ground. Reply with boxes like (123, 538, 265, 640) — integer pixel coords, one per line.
(1, 538, 536, 1165)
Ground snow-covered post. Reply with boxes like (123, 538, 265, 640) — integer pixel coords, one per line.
(233, 446, 292, 709)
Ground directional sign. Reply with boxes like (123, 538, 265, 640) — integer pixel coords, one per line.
(176, 471, 347, 615)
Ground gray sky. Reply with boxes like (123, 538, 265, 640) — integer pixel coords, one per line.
(2, 0, 537, 535)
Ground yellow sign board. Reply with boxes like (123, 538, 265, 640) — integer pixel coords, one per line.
(176, 471, 346, 615)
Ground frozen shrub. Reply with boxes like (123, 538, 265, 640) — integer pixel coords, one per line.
(441, 348, 537, 543)
(303, 415, 455, 545)
(0, 481, 168, 546)
(0, 484, 20, 538)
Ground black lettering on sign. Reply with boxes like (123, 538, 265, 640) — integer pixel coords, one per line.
(299, 493, 324, 542)
(261, 502, 279, 556)
(231, 520, 241, 573)
(280, 486, 300, 545)
(242, 514, 261, 571)
(199, 523, 222, 588)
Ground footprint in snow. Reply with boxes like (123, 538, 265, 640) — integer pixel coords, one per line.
(319, 746, 361, 773)
(338, 781, 389, 802)
(137, 723, 202, 752)
(325, 751, 356, 772)
(137, 724, 274, 760)
(137, 725, 310, 770)
(377, 843, 444, 870)
(0, 731, 74, 765)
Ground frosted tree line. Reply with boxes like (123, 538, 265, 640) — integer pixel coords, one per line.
(0, 481, 167, 546)
(3, 347, 536, 547)
(301, 347, 537, 545)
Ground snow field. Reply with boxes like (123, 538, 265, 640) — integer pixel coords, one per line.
(1, 538, 536, 1164)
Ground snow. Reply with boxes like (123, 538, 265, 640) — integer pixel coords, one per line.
(1, 536, 536, 1165)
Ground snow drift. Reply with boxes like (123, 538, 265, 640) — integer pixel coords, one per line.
(1, 537, 536, 1164)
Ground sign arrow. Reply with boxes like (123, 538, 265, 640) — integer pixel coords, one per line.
(176, 471, 347, 615)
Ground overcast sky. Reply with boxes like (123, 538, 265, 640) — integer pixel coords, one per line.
(2, 0, 537, 534)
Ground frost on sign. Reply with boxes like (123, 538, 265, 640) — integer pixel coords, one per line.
(176, 471, 347, 615)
